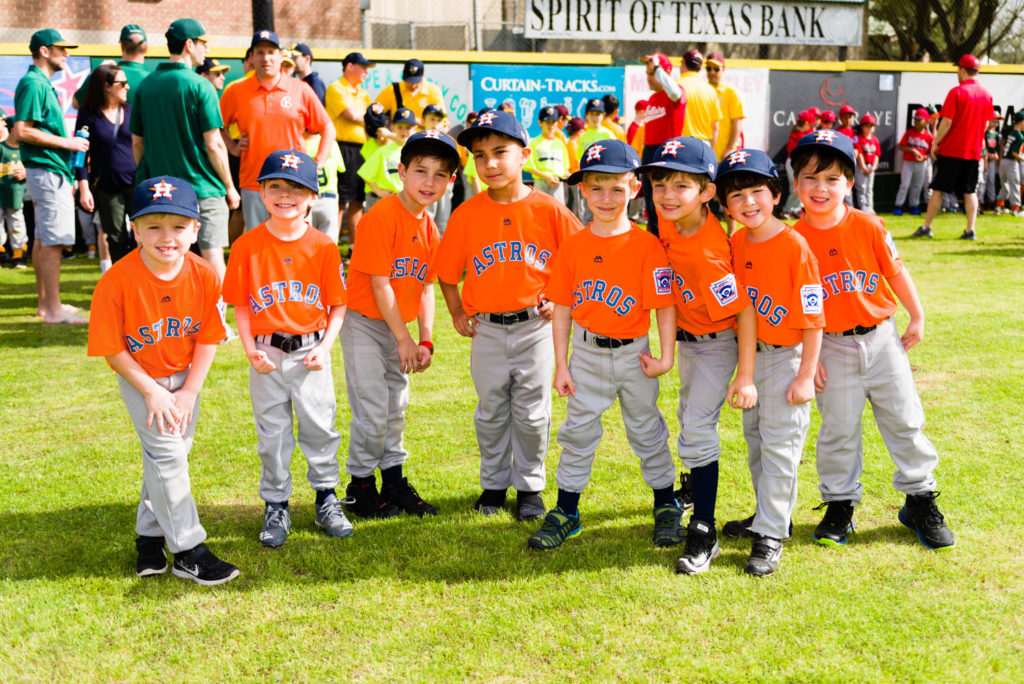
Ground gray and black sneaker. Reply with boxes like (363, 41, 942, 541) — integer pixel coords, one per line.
(345, 479, 400, 519)
(172, 543, 240, 586)
(722, 514, 792, 541)
(381, 478, 437, 517)
(135, 536, 168, 577)
(899, 491, 955, 550)
(315, 493, 355, 537)
(259, 502, 291, 548)
(812, 500, 855, 546)
(673, 471, 694, 513)
(473, 489, 508, 516)
(515, 491, 545, 521)
(653, 500, 685, 547)
(675, 519, 721, 575)
(911, 225, 933, 238)
(744, 534, 783, 577)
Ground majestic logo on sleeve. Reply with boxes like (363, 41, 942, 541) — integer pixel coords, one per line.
(660, 140, 684, 157)
(150, 180, 176, 199)
(280, 153, 302, 170)
(726, 151, 750, 166)
(654, 267, 673, 296)
(801, 284, 824, 314)
(585, 144, 606, 162)
(709, 274, 738, 307)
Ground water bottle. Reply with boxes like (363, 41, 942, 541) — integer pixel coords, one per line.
(70, 126, 89, 169)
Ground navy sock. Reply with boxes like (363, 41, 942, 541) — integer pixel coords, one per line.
(691, 461, 719, 524)
(652, 485, 675, 508)
(351, 475, 375, 487)
(314, 489, 335, 506)
(556, 489, 580, 516)
(380, 465, 403, 486)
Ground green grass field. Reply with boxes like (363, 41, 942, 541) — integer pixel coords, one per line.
(1, 213, 1022, 681)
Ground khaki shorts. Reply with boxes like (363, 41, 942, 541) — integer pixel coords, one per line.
(26, 167, 75, 247)
(197, 195, 229, 249)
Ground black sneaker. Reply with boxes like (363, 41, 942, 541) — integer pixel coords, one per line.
(673, 471, 694, 513)
(812, 500, 855, 546)
(744, 534, 783, 577)
(473, 489, 507, 516)
(515, 491, 545, 521)
(958, 230, 976, 241)
(899, 491, 955, 550)
(722, 514, 792, 541)
(135, 536, 168, 577)
(345, 479, 401, 519)
(675, 519, 721, 575)
(172, 544, 240, 586)
(911, 225, 933, 238)
(381, 477, 437, 517)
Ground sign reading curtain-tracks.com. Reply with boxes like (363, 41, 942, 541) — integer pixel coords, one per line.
(525, 0, 865, 46)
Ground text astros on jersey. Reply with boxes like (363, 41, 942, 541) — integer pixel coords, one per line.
(572, 278, 637, 316)
(248, 280, 324, 314)
(471, 240, 552, 276)
(125, 316, 203, 353)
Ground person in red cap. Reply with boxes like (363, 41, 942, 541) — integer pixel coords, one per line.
(854, 113, 880, 214)
(627, 99, 647, 147)
(639, 53, 686, 235)
(819, 111, 837, 130)
(894, 108, 935, 215)
(912, 54, 993, 240)
(836, 105, 857, 139)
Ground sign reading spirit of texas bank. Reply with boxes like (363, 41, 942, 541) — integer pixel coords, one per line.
(525, 0, 865, 46)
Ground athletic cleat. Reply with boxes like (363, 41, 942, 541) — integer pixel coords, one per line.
(892, 207, 903, 216)
(911, 225, 933, 238)
(675, 519, 721, 574)
(345, 480, 400, 519)
(315, 493, 355, 537)
(744, 534, 783, 577)
(135, 536, 168, 577)
(812, 500, 855, 546)
(381, 477, 437, 517)
(172, 543, 240, 586)
(722, 514, 792, 541)
(653, 501, 685, 547)
(899, 491, 955, 550)
(527, 507, 581, 550)
(515, 491, 545, 521)
(958, 230, 977, 240)
(259, 502, 291, 547)
(909, 207, 921, 215)
(673, 471, 694, 513)
(473, 489, 507, 516)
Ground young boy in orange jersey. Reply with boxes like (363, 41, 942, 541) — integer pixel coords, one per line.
(221, 149, 350, 548)
(790, 130, 954, 550)
(716, 149, 825, 577)
(637, 136, 758, 574)
(88, 176, 239, 585)
(341, 130, 460, 519)
(527, 139, 681, 550)
(434, 110, 582, 521)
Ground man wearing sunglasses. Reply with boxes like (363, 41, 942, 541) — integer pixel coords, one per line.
(705, 52, 745, 163)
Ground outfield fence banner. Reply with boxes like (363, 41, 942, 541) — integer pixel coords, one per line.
(524, 0, 865, 46)
(897, 72, 1024, 137)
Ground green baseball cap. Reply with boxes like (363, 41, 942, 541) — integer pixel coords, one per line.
(166, 18, 208, 43)
(29, 29, 78, 53)
(119, 24, 147, 42)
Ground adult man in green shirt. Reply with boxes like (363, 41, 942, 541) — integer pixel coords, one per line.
(11, 29, 90, 324)
(71, 24, 150, 108)
(130, 18, 239, 284)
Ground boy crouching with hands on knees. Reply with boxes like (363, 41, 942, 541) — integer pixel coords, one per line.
(221, 149, 350, 549)
(527, 139, 683, 551)
(88, 176, 239, 585)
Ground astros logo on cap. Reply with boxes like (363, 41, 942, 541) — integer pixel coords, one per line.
(585, 144, 606, 162)
(478, 112, 497, 126)
(280, 153, 302, 170)
(661, 140, 684, 157)
(813, 129, 837, 143)
(258, 30, 272, 40)
(150, 180, 177, 199)
(423, 129, 442, 139)
(727, 151, 750, 166)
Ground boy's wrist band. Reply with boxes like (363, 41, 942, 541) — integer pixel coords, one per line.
(419, 340, 434, 354)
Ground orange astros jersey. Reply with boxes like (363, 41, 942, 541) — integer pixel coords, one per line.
(348, 194, 440, 323)
(794, 207, 902, 333)
(731, 226, 825, 346)
(433, 188, 582, 315)
(547, 224, 673, 339)
(221, 223, 347, 335)
(660, 211, 749, 336)
(88, 251, 226, 377)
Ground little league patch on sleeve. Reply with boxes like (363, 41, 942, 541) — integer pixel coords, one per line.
(654, 267, 673, 296)
(709, 274, 738, 307)
(884, 230, 899, 260)
(801, 284, 824, 314)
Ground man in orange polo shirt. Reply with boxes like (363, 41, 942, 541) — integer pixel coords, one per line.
(220, 30, 334, 230)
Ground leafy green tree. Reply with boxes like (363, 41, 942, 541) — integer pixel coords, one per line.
(869, 0, 1023, 62)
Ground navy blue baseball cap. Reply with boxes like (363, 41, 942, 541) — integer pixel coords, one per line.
(422, 103, 445, 118)
(131, 176, 201, 221)
(250, 29, 280, 49)
(392, 107, 417, 126)
(637, 136, 717, 178)
(257, 149, 319, 193)
(793, 128, 856, 166)
(538, 105, 558, 122)
(457, 109, 530, 148)
(715, 149, 780, 183)
(403, 59, 425, 84)
(567, 139, 641, 185)
(402, 129, 460, 170)
(585, 98, 604, 114)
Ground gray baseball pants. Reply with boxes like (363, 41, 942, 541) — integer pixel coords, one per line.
(425, 186, 453, 234)
(556, 328, 675, 493)
(815, 317, 938, 505)
(895, 160, 928, 208)
(743, 344, 809, 541)
(533, 177, 566, 205)
(676, 334, 738, 469)
(855, 168, 876, 214)
(117, 370, 206, 554)
(340, 311, 409, 478)
(241, 188, 271, 231)
(998, 159, 1021, 206)
(250, 333, 341, 503)
(471, 312, 552, 492)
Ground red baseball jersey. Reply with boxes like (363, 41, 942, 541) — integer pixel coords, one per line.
(348, 195, 440, 323)
(642, 89, 687, 147)
(731, 226, 825, 346)
(938, 78, 994, 160)
(547, 224, 673, 339)
(660, 211, 748, 336)
(794, 208, 902, 333)
(855, 134, 881, 165)
(433, 188, 582, 315)
(836, 125, 856, 139)
(899, 129, 934, 161)
(88, 250, 226, 377)
(221, 223, 347, 335)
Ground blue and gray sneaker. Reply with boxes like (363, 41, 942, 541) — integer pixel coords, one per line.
(259, 502, 291, 548)
(527, 507, 581, 550)
(653, 500, 685, 547)
(315, 493, 354, 538)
